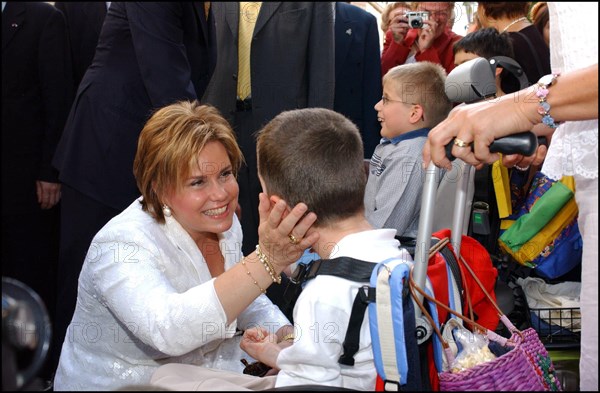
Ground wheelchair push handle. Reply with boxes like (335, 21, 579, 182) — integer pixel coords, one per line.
(444, 131, 540, 162)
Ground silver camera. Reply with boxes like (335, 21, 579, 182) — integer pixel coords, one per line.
(405, 11, 429, 29)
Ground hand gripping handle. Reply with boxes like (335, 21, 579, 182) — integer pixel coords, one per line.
(445, 131, 539, 161)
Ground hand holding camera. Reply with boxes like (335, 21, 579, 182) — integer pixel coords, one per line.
(389, 10, 436, 48)
(389, 10, 411, 43)
(405, 11, 430, 29)
(409, 12, 437, 53)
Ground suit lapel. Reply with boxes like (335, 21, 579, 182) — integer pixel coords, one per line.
(335, 3, 354, 76)
(193, 2, 210, 47)
(2, 2, 25, 51)
(222, 2, 239, 38)
(90, 2, 108, 36)
(253, 2, 281, 37)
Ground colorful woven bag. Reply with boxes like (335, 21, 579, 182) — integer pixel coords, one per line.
(498, 171, 582, 279)
(409, 254, 562, 391)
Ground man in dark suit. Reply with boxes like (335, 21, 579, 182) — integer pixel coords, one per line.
(203, 2, 335, 255)
(2, 1, 73, 381)
(334, 2, 382, 159)
(50, 2, 215, 377)
(54, 2, 109, 92)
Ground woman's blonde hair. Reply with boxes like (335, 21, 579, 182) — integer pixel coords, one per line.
(133, 101, 243, 223)
(381, 2, 414, 33)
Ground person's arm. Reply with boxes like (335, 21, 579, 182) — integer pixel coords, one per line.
(413, 20, 438, 62)
(125, 3, 198, 106)
(37, 6, 73, 208)
(366, 150, 424, 236)
(237, 289, 292, 338)
(214, 194, 319, 324)
(240, 326, 293, 369)
(90, 196, 317, 356)
(381, 39, 410, 76)
(534, 64, 598, 121)
(423, 63, 599, 170)
(381, 27, 418, 76)
(382, 28, 392, 53)
(415, 30, 460, 75)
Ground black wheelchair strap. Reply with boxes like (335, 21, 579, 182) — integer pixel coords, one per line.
(339, 285, 376, 365)
(294, 257, 377, 282)
(289, 257, 378, 366)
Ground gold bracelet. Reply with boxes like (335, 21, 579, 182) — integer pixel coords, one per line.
(255, 245, 282, 284)
(241, 257, 266, 294)
(281, 333, 295, 343)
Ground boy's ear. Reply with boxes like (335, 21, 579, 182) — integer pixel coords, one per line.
(495, 66, 503, 78)
(409, 104, 425, 124)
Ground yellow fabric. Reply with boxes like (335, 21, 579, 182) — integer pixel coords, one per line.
(237, 2, 261, 99)
(204, 2, 211, 21)
(492, 160, 512, 219)
(500, 176, 576, 231)
(500, 219, 515, 230)
(499, 197, 578, 266)
(560, 175, 576, 192)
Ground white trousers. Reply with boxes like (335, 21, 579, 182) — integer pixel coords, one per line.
(150, 363, 277, 391)
(575, 176, 598, 392)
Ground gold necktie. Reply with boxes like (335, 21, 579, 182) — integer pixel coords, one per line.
(237, 2, 261, 100)
(204, 2, 210, 21)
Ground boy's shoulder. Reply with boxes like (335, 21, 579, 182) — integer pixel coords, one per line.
(376, 132, 428, 155)
(380, 127, 430, 145)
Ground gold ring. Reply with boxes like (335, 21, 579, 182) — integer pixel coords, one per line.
(453, 138, 472, 148)
(288, 234, 300, 245)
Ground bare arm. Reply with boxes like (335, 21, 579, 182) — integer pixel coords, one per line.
(214, 193, 319, 324)
(423, 63, 598, 170)
(240, 326, 294, 369)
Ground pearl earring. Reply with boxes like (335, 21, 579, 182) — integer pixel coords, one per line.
(162, 204, 172, 217)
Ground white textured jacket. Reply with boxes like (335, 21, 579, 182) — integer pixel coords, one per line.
(54, 198, 289, 391)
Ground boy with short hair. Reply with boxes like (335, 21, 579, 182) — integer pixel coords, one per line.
(247, 108, 412, 389)
(453, 27, 517, 95)
(364, 61, 452, 239)
(150, 108, 413, 390)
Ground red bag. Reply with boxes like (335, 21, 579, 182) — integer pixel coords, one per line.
(429, 229, 500, 331)
(422, 230, 499, 390)
(375, 231, 499, 391)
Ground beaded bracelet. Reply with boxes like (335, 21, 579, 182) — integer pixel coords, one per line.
(535, 73, 561, 128)
(255, 245, 282, 284)
(241, 257, 266, 294)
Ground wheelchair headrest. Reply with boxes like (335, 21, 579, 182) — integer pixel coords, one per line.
(445, 56, 528, 104)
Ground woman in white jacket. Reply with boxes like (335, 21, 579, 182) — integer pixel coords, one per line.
(53, 101, 319, 391)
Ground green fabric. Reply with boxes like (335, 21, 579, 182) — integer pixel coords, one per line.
(548, 350, 580, 362)
(499, 181, 573, 252)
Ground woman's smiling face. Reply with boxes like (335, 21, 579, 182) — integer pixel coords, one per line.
(164, 140, 239, 243)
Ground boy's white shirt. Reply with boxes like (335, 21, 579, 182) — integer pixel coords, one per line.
(275, 229, 412, 389)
